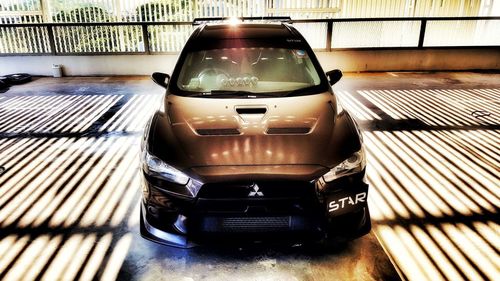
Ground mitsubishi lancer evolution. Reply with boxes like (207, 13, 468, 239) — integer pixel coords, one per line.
(140, 18, 370, 248)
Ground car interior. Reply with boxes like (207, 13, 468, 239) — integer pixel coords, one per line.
(178, 47, 321, 93)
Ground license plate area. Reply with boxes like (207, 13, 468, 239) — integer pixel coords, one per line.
(325, 185, 368, 217)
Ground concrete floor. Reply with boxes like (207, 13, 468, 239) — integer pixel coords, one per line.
(0, 72, 498, 280)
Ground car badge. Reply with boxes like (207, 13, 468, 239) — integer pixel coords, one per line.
(248, 184, 264, 197)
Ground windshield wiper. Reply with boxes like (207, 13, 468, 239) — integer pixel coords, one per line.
(189, 90, 279, 98)
(283, 85, 319, 97)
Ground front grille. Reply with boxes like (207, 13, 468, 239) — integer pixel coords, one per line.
(201, 216, 291, 233)
(197, 181, 314, 199)
(194, 181, 318, 215)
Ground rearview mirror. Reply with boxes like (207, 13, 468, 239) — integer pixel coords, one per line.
(326, 69, 342, 86)
(152, 72, 170, 89)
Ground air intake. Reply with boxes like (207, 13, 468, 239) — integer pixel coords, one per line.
(201, 216, 291, 233)
(196, 128, 241, 136)
(236, 107, 267, 114)
(266, 127, 311, 135)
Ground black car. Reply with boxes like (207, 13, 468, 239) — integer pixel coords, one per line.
(140, 18, 370, 248)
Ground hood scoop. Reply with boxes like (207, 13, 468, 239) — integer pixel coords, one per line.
(236, 106, 267, 124)
(236, 107, 267, 114)
(266, 127, 311, 135)
(196, 128, 241, 136)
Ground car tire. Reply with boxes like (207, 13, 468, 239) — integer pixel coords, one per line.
(5, 73, 32, 85)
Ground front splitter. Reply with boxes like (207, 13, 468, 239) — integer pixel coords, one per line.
(140, 203, 196, 248)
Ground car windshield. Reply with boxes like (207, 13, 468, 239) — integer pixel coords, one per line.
(176, 46, 322, 97)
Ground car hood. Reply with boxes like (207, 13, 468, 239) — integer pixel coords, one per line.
(150, 92, 361, 182)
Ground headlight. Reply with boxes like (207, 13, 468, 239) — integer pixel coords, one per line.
(142, 150, 202, 197)
(323, 146, 366, 182)
(142, 150, 189, 185)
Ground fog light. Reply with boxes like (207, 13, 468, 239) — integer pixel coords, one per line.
(148, 206, 159, 216)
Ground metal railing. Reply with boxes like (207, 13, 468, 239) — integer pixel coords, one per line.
(0, 16, 499, 56)
(2, 0, 497, 24)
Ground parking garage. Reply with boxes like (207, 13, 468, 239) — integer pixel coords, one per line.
(0, 1, 499, 281)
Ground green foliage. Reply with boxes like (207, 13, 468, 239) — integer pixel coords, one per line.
(135, 0, 190, 21)
(135, 2, 170, 21)
(53, 6, 112, 23)
(70, 27, 117, 52)
(51, 6, 128, 53)
(3, 0, 40, 11)
(0, 0, 41, 24)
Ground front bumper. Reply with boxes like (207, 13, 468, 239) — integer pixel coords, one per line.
(140, 172, 370, 248)
(140, 202, 195, 248)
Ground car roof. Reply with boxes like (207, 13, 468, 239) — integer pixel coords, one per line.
(193, 23, 299, 40)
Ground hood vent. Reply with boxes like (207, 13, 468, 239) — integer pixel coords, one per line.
(236, 107, 267, 114)
(196, 128, 241, 136)
(266, 127, 311, 135)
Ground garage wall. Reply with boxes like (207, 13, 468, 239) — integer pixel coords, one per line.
(316, 48, 500, 72)
(1, 48, 499, 76)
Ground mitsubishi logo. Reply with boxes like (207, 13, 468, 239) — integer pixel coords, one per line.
(248, 183, 264, 197)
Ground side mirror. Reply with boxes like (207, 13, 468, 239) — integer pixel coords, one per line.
(151, 72, 170, 89)
(326, 69, 342, 86)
